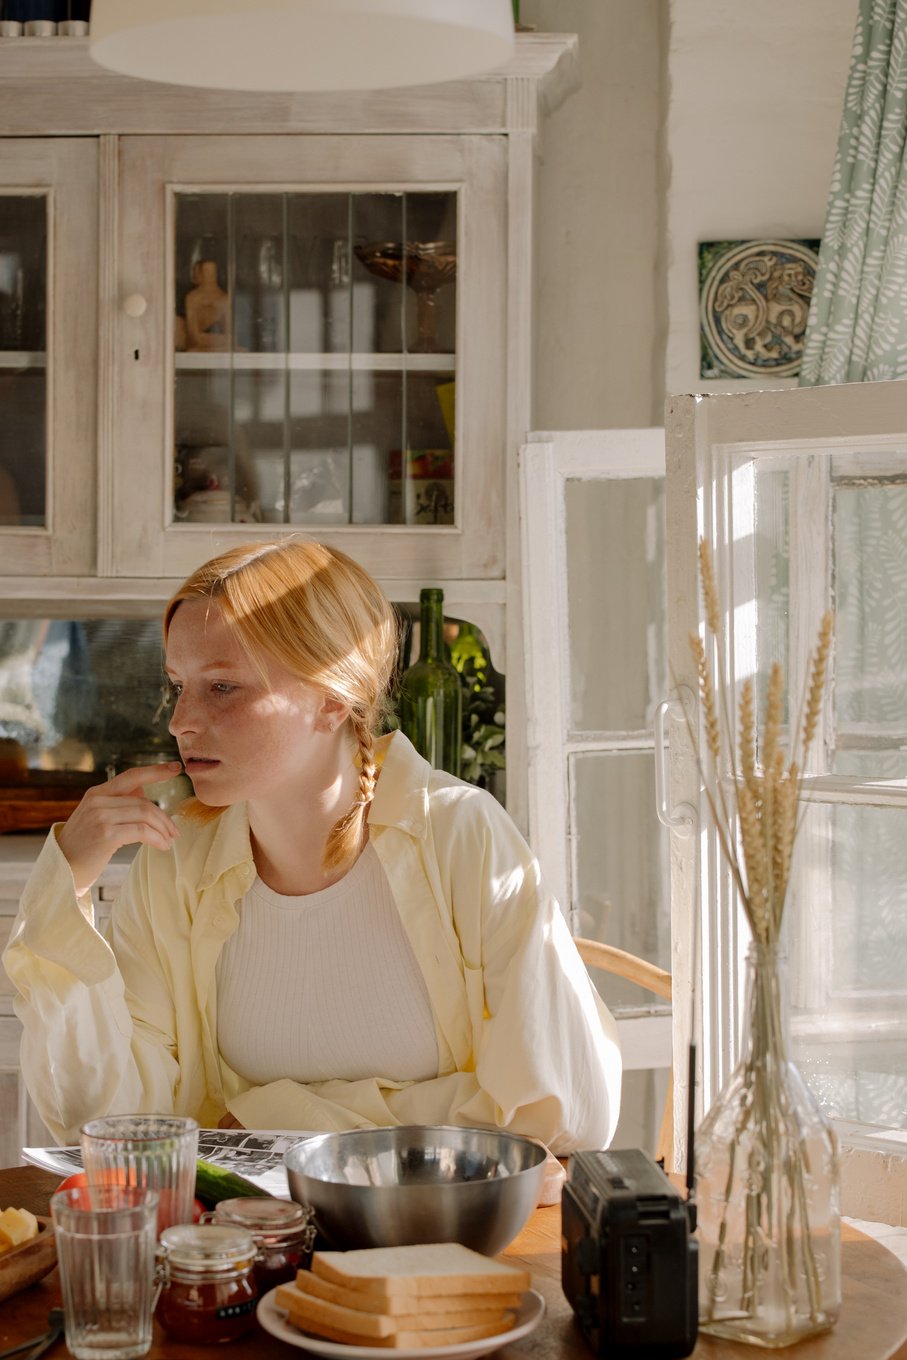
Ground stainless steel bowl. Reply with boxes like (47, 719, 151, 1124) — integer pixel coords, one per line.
(284, 1125, 547, 1255)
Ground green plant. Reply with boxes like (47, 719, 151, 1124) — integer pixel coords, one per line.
(449, 625, 505, 788)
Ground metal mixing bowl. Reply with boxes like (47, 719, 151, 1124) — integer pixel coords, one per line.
(284, 1125, 547, 1255)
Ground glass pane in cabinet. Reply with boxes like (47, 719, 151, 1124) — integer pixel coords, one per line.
(0, 195, 47, 528)
(570, 749, 671, 1010)
(172, 188, 458, 529)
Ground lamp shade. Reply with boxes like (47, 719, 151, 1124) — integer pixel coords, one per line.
(88, 0, 516, 92)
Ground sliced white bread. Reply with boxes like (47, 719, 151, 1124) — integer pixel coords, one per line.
(291, 1268, 522, 1316)
(275, 1283, 516, 1340)
(277, 1305, 515, 1349)
(311, 1243, 531, 1298)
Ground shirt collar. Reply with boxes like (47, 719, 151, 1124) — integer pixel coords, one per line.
(368, 730, 432, 836)
(192, 729, 433, 891)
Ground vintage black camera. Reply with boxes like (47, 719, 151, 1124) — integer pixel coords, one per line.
(562, 1147, 698, 1359)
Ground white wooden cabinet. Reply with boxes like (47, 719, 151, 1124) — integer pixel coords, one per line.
(111, 132, 506, 583)
(0, 33, 579, 833)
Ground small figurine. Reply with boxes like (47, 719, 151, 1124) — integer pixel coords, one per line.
(184, 260, 231, 352)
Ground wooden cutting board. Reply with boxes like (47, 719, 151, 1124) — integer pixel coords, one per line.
(0, 772, 104, 833)
(0, 1216, 56, 1304)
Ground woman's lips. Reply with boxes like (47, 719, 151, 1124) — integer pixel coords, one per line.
(184, 757, 220, 772)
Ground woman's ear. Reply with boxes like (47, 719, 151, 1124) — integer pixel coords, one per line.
(315, 694, 351, 734)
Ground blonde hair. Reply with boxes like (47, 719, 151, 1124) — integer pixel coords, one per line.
(164, 538, 399, 871)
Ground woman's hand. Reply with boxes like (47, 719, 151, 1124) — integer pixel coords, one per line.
(56, 762, 184, 897)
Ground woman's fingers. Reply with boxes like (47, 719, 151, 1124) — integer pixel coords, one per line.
(102, 762, 184, 795)
(56, 764, 185, 894)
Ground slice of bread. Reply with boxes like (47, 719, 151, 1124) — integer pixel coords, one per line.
(275, 1283, 516, 1340)
(291, 1268, 522, 1316)
(279, 1308, 515, 1349)
(311, 1243, 531, 1298)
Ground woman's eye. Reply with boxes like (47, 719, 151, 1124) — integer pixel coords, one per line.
(212, 682, 236, 695)
(168, 682, 183, 700)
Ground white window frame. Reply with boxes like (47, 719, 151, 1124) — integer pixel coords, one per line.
(666, 382, 907, 1219)
(518, 428, 671, 1079)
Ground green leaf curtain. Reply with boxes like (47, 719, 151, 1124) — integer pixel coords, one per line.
(799, 0, 907, 385)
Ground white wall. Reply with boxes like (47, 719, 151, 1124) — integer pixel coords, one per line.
(664, 0, 855, 396)
(522, 0, 857, 423)
(522, 0, 663, 428)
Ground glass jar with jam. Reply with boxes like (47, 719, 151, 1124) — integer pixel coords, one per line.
(208, 1197, 317, 1293)
(157, 1223, 259, 1343)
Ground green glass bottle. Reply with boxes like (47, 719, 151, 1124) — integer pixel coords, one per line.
(399, 588, 463, 777)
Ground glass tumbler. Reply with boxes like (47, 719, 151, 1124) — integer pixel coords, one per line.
(51, 1185, 160, 1360)
(80, 1114, 199, 1234)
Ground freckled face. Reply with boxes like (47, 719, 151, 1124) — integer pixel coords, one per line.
(165, 599, 327, 807)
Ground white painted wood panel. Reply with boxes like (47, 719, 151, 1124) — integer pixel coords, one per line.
(0, 35, 577, 137)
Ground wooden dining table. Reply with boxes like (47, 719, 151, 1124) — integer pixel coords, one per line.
(1, 1163, 907, 1359)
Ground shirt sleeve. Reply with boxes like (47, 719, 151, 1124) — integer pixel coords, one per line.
(438, 788, 622, 1154)
(2, 828, 181, 1143)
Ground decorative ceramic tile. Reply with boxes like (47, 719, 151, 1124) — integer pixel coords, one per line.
(699, 238, 821, 379)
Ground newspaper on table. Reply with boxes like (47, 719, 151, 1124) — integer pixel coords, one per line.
(22, 1127, 317, 1199)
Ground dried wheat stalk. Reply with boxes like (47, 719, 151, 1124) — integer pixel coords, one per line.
(689, 540, 833, 944)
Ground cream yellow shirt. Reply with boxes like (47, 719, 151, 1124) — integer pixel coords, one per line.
(3, 732, 622, 1151)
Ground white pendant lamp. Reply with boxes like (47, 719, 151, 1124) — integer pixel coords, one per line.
(88, 0, 516, 92)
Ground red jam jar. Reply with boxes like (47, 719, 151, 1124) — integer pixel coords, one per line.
(208, 1197, 316, 1293)
(157, 1223, 259, 1343)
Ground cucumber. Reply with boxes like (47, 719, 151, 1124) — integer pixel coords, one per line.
(194, 1159, 270, 1207)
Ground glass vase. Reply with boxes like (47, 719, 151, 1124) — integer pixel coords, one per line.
(696, 940, 841, 1347)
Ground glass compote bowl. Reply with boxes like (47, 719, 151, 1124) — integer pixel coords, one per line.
(354, 240, 456, 352)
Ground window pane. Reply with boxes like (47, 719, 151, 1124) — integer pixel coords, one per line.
(565, 477, 665, 732)
(791, 798, 907, 1131)
(0, 195, 47, 528)
(571, 749, 670, 1009)
(833, 479, 907, 760)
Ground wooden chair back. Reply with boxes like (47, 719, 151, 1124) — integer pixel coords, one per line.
(574, 937, 674, 1169)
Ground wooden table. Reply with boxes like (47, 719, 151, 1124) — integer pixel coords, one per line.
(1, 1164, 906, 1358)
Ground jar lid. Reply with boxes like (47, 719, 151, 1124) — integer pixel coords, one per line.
(160, 1223, 256, 1271)
(213, 1197, 311, 1233)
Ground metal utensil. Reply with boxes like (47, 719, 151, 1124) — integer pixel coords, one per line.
(0, 1307, 64, 1360)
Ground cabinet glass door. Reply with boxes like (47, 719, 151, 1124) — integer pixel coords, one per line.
(0, 196, 46, 528)
(0, 140, 97, 576)
(172, 190, 456, 530)
(114, 135, 506, 582)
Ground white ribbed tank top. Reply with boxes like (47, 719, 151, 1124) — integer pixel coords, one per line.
(215, 842, 439, 1086)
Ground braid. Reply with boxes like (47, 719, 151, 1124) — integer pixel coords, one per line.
(322, 712, 378, 872)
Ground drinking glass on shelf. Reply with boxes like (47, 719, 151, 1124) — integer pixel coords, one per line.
(51, 1184, 160, 1360)
(80, 1114, 199, 1235)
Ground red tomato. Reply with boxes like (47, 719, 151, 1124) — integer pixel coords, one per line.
(56, 1171, 89, 1192)
(192, 1198, 205, 1223)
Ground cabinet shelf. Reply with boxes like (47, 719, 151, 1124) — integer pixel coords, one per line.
(0, 351, 46, 369)
(174, 351, 455, 372)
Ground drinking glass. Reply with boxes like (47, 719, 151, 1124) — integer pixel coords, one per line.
(51, 1184, 160, 1360)
(80, 1114, 199, 1234)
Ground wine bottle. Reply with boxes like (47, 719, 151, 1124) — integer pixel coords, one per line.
(399, 588, 462, 777)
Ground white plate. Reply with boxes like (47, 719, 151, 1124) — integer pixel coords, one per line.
(256, 1286, 546, 1360)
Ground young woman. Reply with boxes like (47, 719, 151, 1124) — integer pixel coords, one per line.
(4, 539, 621, 1151)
